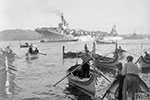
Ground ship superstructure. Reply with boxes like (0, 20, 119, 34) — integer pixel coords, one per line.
(35, 13, 77, 42)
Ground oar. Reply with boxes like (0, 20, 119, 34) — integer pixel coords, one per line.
(13, 52, 21, 59)
(101, 90, 111, 100)
(124, 51, 139, 57)
(135, 56, 140, 64)
(53, 64, 81, 87)
(95, 67, 112, 83)
(53, 73, 71, 87)
(39, 53, 47, 56)
(90, 65, 112, 83)
(8, 63, 17, 71)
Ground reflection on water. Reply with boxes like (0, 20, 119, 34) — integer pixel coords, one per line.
(0, 54, 17, 100)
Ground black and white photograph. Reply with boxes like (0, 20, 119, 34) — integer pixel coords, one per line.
(0, 0, 150, 100)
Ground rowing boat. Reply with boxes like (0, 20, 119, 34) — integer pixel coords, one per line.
(26, 51, 39, 60)
(95, 39, 115, 44)
(66, 64, 97, 96)
(138, 56, 150, 73)
(62, 46, 83, 59)
(20, 43, 29, 48)
(95, 54, 119, 74)
(1, 48, 15, 62)
(106, 76, 150, 100)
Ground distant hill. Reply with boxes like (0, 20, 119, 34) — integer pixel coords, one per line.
(0, 29, 41, 40)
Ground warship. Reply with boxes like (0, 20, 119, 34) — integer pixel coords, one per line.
(35, 13, 78, 42)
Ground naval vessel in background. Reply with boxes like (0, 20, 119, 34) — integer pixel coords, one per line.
(35, 13, 78, 42)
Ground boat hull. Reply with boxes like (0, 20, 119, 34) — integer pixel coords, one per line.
(0, 54, 7, 98)
(107, 77, 150, 100)
(67, 64, 96, 96)
(138, 56, 150, 73)
(20, 45, 28, 48)
(35, 28, 78, 42)
(40, 38, 78, 43)
(96, 39, 115, 44)
(95, 57, 119, 74)
(103, 36, 123, 41)
(26, 53, 38, 60)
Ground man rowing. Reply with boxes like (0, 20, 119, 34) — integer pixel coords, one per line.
(79, 44, 92, 78)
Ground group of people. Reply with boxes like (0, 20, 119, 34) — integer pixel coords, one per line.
(28, 44, 39, 54)
(77, 44, 140, 100)
(116, 55, 139, 100)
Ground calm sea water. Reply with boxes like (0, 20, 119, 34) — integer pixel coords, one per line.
(0, 39, 150, 100)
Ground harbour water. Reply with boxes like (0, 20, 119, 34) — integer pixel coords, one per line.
(0, 39, 150, 100)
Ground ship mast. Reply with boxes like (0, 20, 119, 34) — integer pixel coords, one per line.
(110, 24, 118, 36)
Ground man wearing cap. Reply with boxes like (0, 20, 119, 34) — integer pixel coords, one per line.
(122, 55, 139, 100)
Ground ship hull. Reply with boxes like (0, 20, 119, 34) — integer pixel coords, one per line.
(35, 28, 77, 42)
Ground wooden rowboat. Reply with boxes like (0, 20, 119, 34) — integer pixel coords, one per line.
(95, 54, 119, 74)
(106, 76, 150, 100)
(138, 56, 150, 73)
(26, 51, 39, 60)
(1, 48, 15, 62)
(20, 43, 29, 48)
(95, 39, 115, 44)
(63, 46, 83, 59)
(66, 64, 97, 96)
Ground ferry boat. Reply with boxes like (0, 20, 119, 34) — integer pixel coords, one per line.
(35, 13, 78, 42)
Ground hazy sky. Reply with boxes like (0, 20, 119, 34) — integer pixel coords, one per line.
(0, 0, 150, 34)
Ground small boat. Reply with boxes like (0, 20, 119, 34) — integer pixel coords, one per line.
(26, 48, 39, 60)
(95, 39, 115, 44)
(95, 54, 119, 74)
(1, 47, 15, 62)
(26, 52, 39, 60)
(106, 76, 150, 100)
(114, 46, 126, 60)
(66, 64, 97, 96)
(20, 43, 29, 48)
(94, 43, 122, 74)
(138, 56, 150, 73)
(62, 46, 83, 59)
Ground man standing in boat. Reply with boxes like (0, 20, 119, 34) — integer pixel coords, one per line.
(122, 55, 139, 100)
(144, 51, 150, 60)
(79, 44, 92, 78)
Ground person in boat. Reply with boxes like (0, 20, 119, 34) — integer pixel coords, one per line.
(79, 44, 92, 78)
(25, 43, 28, 46)
(5, 46, 13, 53)
(28, 45, 33, 54)
(144, 51, 150, 60)
(34, 48, 39, 53)
(122, 55, 139, 100)
(115, 62, 125, 100)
